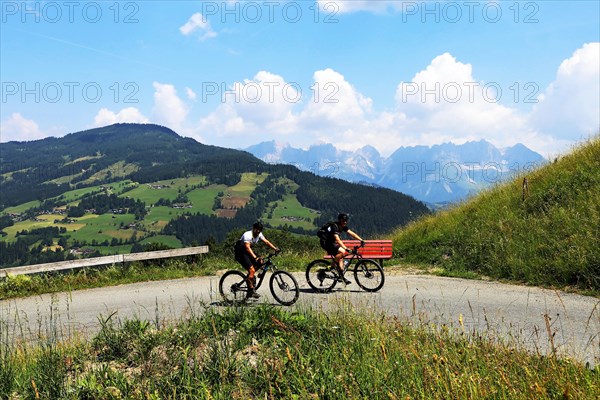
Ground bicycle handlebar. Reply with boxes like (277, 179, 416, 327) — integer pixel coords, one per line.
(348, 242, 365, 255)
(260, 249, 281, 262)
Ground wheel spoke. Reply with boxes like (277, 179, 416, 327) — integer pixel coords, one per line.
(270, 271, 299, 306)
(306, 259, 338, 293)
(219, 270, 248, 302)
(354, 260, 385, 292)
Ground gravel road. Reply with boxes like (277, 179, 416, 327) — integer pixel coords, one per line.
(1, 271, 598, 367)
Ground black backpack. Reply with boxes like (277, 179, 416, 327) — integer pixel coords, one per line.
(317, 221, 337, 241)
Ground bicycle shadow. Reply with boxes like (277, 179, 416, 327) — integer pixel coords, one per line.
(210, 299, 290, 307)
(299, 287, 366, 295)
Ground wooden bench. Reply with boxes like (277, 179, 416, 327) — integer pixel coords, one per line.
(325, 240, 393, 267)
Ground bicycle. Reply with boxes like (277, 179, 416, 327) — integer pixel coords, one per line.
(219, 251, 300, 306)
(305, 244, 385, 293)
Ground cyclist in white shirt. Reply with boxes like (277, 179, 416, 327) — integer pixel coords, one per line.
(234, 221, 279, 298)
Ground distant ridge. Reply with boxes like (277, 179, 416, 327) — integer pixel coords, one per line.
(246, 139, 546, 204)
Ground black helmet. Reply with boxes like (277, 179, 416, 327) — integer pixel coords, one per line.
(253, 221, 264, 230)
(337, 213, 349, 222)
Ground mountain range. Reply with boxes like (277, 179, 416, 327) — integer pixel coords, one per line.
(246, 140, 546, 205)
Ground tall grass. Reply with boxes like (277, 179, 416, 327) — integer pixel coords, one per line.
(1, 303, 597, 399)
(392, 137, 600, 292)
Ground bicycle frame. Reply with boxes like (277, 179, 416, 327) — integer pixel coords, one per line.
(330, 246, 363, 276)
(253, 254, 277, 289)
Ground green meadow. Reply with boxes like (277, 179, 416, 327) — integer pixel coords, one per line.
(2, 200, 42, 215)
(264, 193, 319, 230)
(123, 176, 207, 205)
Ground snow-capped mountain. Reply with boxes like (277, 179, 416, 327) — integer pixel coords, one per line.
(245, 140, 546, 204)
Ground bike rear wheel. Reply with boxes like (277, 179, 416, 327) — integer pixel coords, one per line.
(354, 259, 385, 292)
(219, 270, 248, 302)
(306, 259, 337, 293)
(270, 271, 300, 306)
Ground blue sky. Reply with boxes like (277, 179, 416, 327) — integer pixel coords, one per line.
(1, 1, 599, 157)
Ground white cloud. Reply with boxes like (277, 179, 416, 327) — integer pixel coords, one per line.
(301, 68, 372, 127)
(93, 107, 149, 127)
(185, 87, 197, 101)
(0, 113, 45, 142)
(152, 82, 189, 130)
(179, 12, 217, 41)
(529, 42, 600, 141)
(394, 52, 530, 149)
(317, 1, 410, 14)
(196, 71, 300, 145)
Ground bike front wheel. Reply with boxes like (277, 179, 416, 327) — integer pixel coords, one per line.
(306, 259, 337, 293)
(354, 259, 385, 292)
(269, 271, 300, 306)
(219, 270, 248, 302)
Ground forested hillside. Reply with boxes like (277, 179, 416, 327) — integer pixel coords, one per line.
(0, 124, 429, 268)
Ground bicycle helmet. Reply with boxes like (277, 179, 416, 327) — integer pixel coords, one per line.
(253, 221, 264, 230)
(337, 213, 349, 222)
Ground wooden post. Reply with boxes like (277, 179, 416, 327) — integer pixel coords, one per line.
(522, 177, 529, 201)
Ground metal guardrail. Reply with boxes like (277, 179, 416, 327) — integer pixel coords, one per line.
(0, 246, 209, 278)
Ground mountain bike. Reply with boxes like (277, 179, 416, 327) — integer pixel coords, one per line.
(306, 244, 385, 293)
(219, 251, 300, 306)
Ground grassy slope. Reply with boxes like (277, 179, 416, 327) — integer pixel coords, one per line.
(392, 137, 600, 291)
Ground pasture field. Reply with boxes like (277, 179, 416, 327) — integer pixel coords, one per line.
(2, 200, 42, 215)
(122, 176, 207, 205)
(62, 154, 103, 166)
(79, 161, 139, 185)
(140, 183, 224, 230)
(224, 172, 266, 199)
(143, 206, 194, 229)
(139, 235, 183, 248)
(264, 194, 318, 230)
(1, 215, 83, 242)
(48, 180, 134, 205)
(87, 244, 133, 255)
(67, 214, 137, 244)
(219, 172, 267, 214)
(48, 173, 84, 185)
(0, 167, 34, 182)
(186, 184, 227, 215)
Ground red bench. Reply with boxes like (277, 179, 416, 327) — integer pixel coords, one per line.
(325, 240, 393, 267)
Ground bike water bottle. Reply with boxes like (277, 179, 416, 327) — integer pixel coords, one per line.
(343, 260, 349, 268)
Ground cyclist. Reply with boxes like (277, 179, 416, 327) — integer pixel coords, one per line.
(318, 213, 365, 285)
(234, 221, 279, 299)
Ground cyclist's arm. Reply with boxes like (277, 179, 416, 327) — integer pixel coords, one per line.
(261, 237, 279, 251)
(347, 229, 363, 242)
(334, 234, 350, 252)
(244, 241, 259, 260)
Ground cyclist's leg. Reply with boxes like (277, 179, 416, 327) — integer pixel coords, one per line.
(325, 242, 342, 269)
(333, 247, 351, 284)
(246, 265, 260, 298)
(236, 250, 260, 298)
